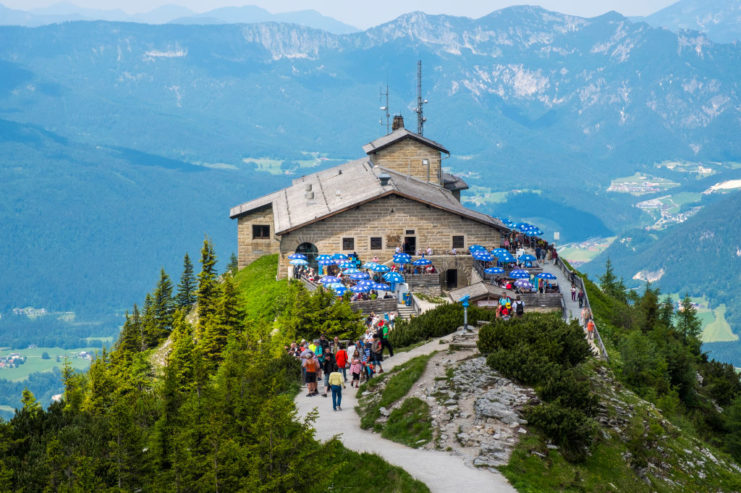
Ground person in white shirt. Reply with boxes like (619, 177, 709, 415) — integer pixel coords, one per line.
(426, 246, 433, 256)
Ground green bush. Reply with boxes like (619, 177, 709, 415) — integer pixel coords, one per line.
(486, 346, 560, 386)
(524, 402, 596, 463)
(540, 369, 599, 416)
(388, 303, 494, 348)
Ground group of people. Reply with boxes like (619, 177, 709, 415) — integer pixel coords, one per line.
(570, 285, 586, 307)
(495, 294, 525, 319)
(286, 312, 396, 412)
(581, 306, 595, 342)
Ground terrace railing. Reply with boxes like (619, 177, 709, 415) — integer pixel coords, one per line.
(554, 257, 609, 361)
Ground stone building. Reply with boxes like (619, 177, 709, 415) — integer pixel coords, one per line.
(229, 117, 509, 289)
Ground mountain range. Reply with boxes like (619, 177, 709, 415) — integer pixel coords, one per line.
(640, 0, 741, 43)
(0, 5, 739, 352)
(0, 2, 359, 33)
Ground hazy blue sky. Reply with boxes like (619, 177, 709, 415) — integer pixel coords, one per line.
(6, 0, 679, 28)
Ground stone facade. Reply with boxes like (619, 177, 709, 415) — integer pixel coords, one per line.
(236, 205, 280, 269)
(277, 195, 503, 279)
(369, 138, 442, 185)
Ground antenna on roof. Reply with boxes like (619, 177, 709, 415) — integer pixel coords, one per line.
(379, 83, 390, 134)
(415, 60, 428, 135)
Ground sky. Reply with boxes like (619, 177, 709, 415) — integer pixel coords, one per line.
(3, 0, 680, 29)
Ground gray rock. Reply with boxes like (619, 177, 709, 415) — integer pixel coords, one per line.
(379, 407, 390, 417)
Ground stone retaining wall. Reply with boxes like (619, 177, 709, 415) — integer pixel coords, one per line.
(350, 298, 397, 315)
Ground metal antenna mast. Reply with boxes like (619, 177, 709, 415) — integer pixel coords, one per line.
(415, 60, 428, 135)
(379, 83, 390, 134)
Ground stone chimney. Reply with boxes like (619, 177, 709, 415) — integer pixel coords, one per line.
(392, 115, 404, 131)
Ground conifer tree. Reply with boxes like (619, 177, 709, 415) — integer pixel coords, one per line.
(152, 268, 175, 341)
(676, 295, 702, 351)
(116, 310, 141, 359)
(197, 238, 219, 337)
(176, 253, 197, 309)
(227, 253, 239, 275)
(21, 388, 41, 415)
(141, 293, 158, 349)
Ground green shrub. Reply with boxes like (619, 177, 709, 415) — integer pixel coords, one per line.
(486, 346, 560, 386)
(524, 402, 596, 463)
(541, 369, 599, 416)
(388, 304, 493, 348)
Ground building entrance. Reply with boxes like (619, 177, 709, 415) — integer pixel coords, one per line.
(296, 242, 319, 270)
(445, 269, 458, 290)
(403, 236, 416, 255)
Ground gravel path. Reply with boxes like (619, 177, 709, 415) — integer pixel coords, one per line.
(294, 338, 516, 493)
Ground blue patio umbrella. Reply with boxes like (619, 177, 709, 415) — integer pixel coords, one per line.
(413, 258, 432, 266)
(509, 269, 530, 279)
(519, 254, 537, 262)
(383, 272, 404, 283)
(349, 272, 370, 280)
(362, 262, 379, 269)
(485, 267, 505, 275)
(316, 254, 333, 261)
(394, 256, 411, 265)
(351, 284, 370, 293)
(472, 250, 493, 261)
(289, 258, 308, 266)
(515, 279, 534, 289)
(536, 272, 557, 280)
(332, 285, 348, 296)
(337, 261, 355, 269)
(318, 259, 335, 266)
(342, 268, 361, 275)
(333, 253, 349, 261)
(524, 230, 539, 237)
(288, 253, 307, 260)
(318, 276, 342, 285)
(515, 222, 533, 231)
(370, 264, 390, 273)
(372, 282, 391, 291)
(468, 244, 486, 252)
(394, 252, 411, 260)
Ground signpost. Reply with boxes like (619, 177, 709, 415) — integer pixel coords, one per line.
(460, 294, 470, 332)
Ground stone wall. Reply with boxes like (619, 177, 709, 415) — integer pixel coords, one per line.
(276, 195, 502, 278)
(237, 205, 281, 269)
(370, 138, 442, 185)
(350, 298, 397, 315)
(407, 273, 442, 296)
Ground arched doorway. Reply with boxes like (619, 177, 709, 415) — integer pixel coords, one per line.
(296, 242, 319, 270)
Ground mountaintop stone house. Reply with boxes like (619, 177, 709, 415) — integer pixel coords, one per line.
(230, 116, 510, 289)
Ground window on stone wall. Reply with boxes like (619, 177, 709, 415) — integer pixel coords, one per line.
(452, 235, 465, 249)
(405, 229, 415, 235)
(252, 224, 270, 239)
(342, 237, 355, 250)
(370, 237, 383, 250)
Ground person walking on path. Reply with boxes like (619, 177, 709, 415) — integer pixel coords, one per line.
(379, 320, 394, 357)
(571, 285, 577, 302)
(581, 306, 592, 328)
(349, 354, 362, 388)
(321, 351, 336, 397)
(302, 353, 319, 397)
(328, 365, 345, 411)
(586, 319, 595, 342)
(371, 336, 384, 374)
(577, 288, 585, 308)
(335, 344, 348, 382)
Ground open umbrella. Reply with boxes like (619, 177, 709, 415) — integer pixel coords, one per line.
(288, 253, 307, 260)
(362, 262, 379, 269)
(351, 284, 370, 293)
(383, 272, 404, 283)
(472, 250, 493, 261)
(316, 254, 333, 261)
(524, 230, 539, 237)
(370, 264, 390, 273)
(514, 279, 534, 289)
(337, 261, 355, 269)
(394, 253, 411, 262)
(333, 253, 349, 260)
(485, 267, 505, 275)
(468, 244, 486, 252)
(491, 248, 509, 255)
(318, 259, 335, 266)
(342, 268, 361, 275)
(349, 272, 370, 281)
(509, 269, 530, 279)
(372, 282, 391, 291)
(518, 254, 537, 262)
(289, 258, 308, 266)
(318, 276, 341, 285)
(536, 272, 557, 280)
(331, 285, 348, 296)
(413, 258, 431, 266)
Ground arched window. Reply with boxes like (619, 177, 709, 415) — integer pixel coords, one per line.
(296, 242, 319, 269)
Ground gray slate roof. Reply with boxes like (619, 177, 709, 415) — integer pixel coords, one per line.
(442, 172, 469, 191)
(362, 128, 449, 155)
(229, 159, 508, 235)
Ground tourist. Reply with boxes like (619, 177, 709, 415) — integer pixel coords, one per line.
(321, 350, 336, 398)
(378, 320, 394, 357)
(513, 297, 525, 317)
(303, 352, 319, 396)
(335, 343, 348, 381)
(581, 306, 592, 328)
(586, 319, 595, 342)
(328, 364, 345, 411)
(426, 246, 433, 256)
(332, 336, 341, 354)
(450, 247, 457, 255)
(571, 285, 577, 302)
(371, 336, 384, 373)
(350, 354, 362, 388)
(577, 289, 585, 308)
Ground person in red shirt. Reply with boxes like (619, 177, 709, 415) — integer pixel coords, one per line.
(335, 344, 348, 383)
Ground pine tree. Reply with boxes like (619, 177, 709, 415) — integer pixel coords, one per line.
(658, 296, 675, 330)
(197, 238, 219, 337)
(141, 293, 158, 349)
(152, 268, 175, 341)
(227, 253, 239, 275)
(21, 389, 41, 415)
(176, 253, 197, 310)
(217, 274, 243, 335)
(599, 258, 627, 303)
(676, 295, 702, 352)
(116, 310, 141, 360)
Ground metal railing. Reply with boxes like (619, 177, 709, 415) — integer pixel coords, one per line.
(554, 257, 609, 361)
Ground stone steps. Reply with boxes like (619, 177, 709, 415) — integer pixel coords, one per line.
(396, 305, 415, 320)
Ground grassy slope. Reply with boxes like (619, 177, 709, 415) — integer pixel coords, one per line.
(233, 254, 289, 324)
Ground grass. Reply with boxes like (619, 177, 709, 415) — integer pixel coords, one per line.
(413, 293, 448, 304)
(358, 353, 434, 431)
(318, 439, 429, 492)
(701, 304, 737, 343)
(233, 254, 289, 324)
(382, 397, 433, 448)
(0, 346, 98, 382)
